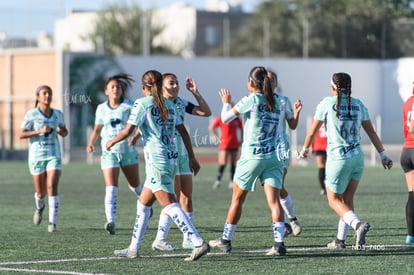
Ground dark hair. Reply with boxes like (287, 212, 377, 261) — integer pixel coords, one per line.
(35, 85, 52, 107)
(162, 73, 177, 81)
(332, 72, 352, 118)
(105, 73, 135, 100)
(249, 66, 276, 112)
(142, 70, 167, 121)
(267, 69, 278, 92)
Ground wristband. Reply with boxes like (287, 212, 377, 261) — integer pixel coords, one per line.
(379, 150, 386, 159)
(303, 147, 310, 153)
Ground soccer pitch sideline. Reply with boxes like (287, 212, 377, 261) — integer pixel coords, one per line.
(0, 161, 413, 274)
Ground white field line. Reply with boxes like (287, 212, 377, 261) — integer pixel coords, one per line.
(0, 267, 110, 275)
(0, 243, 410, 269)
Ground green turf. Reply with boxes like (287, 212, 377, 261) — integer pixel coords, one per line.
(0, 161, 413, 274)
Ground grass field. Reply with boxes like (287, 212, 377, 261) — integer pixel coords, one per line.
(1, 161, 413, 274)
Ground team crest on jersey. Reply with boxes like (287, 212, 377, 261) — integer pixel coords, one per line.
(110, 118, 121, 127)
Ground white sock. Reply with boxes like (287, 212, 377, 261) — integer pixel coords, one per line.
(223, 222, 237, 241)
(185, 211, 194, 223)
(128, 184, 143, 197)
(164, 203, 203, 247)
(343, 210, 360, 230)
(272, 221, 285, 242)
(183, 211, 194, 241)
(280, 194, 296, 220)
(34, 192, 45, 210)
(155, 212, 172, 241)
(105, 186, 118, 224)
(48, 195, 59, 225)
(336, 219, 350, 241)
(129, 200, 152, 253)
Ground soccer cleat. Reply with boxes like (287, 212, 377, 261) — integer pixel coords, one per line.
(151, 239, 177, 251)
(327, 239, 346, 249)
(290, 219, 302, 236)
(406, 235, 414, 244)
(266, 242, 286, 256)
(48, 223, 56, 233)
(182, 238, 195, 249)
(184, 241, 210, 261)
(33, 206, 45, 226)
(114, 248, 139, 259)
(284, 222, 293, 237)
(213, 180, 221, 189)
(208, 238, 232, 253)
(104, 222, 116, 235)
(354, 222, 370, 250)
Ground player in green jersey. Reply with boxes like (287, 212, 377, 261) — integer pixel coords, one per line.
(107, 70, 209, 261)
(301, 72, 392, 250)
(20, 85, 68, 233)
(152, 73, 211, 251)
(86, 74, 143, 235)
(268, 69, 303, 236)
(209, 66, 287, 256)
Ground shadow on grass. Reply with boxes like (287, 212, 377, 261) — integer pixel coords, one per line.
(207, 246, 414, 262)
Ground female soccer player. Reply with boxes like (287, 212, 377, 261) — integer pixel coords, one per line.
(311, 123, 327, 195)
(107, 70, 209, 261)
(20, 85, 68, 233)
(209, 114, 243, 189)
(268, 69, 303, 236)
(151, 73, 211, 251)
(400, 81, 414, 244)
(209, 66, 286, 256)
(86, 73, 143, 235)
(301, 72, 392, 250)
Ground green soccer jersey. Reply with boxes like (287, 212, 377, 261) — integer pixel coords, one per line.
(234, 93, 280, 160)
(128, 96, 181, 167)
(314, 94, 370, 160)
(21, 108, 66, 161)
(173, 97, 195, 156)
(275, 94, 294, 154)
(95, 99, 135, 154)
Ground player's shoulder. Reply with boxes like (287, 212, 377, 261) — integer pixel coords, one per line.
(122, 98, 134, 106)
(319, 96, 335, 104)
(174, 96, 187, 104)
(350, 96, 367, 109)
(134, 96, 152, 107)
(26, 108, 39, 116)
(96, 101, 108, 111)
(277, 94, 289, 101)
(52, 108, 64, 116)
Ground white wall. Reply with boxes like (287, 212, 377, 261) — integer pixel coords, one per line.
(108, 56, 412, 144)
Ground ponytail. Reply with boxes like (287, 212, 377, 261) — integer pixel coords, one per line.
(332, 73, 352, 118)
(142, 70, 167, 121)
(249, 66, 276, 112)
(263, 74, 276, 112)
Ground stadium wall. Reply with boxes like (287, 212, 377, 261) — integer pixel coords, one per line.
(1, 50, 413, 161)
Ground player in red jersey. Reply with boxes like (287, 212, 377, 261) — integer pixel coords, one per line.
(400, 82, 414, 244)
(209, 114, 243, 189)
(311, 123, 327, 195)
